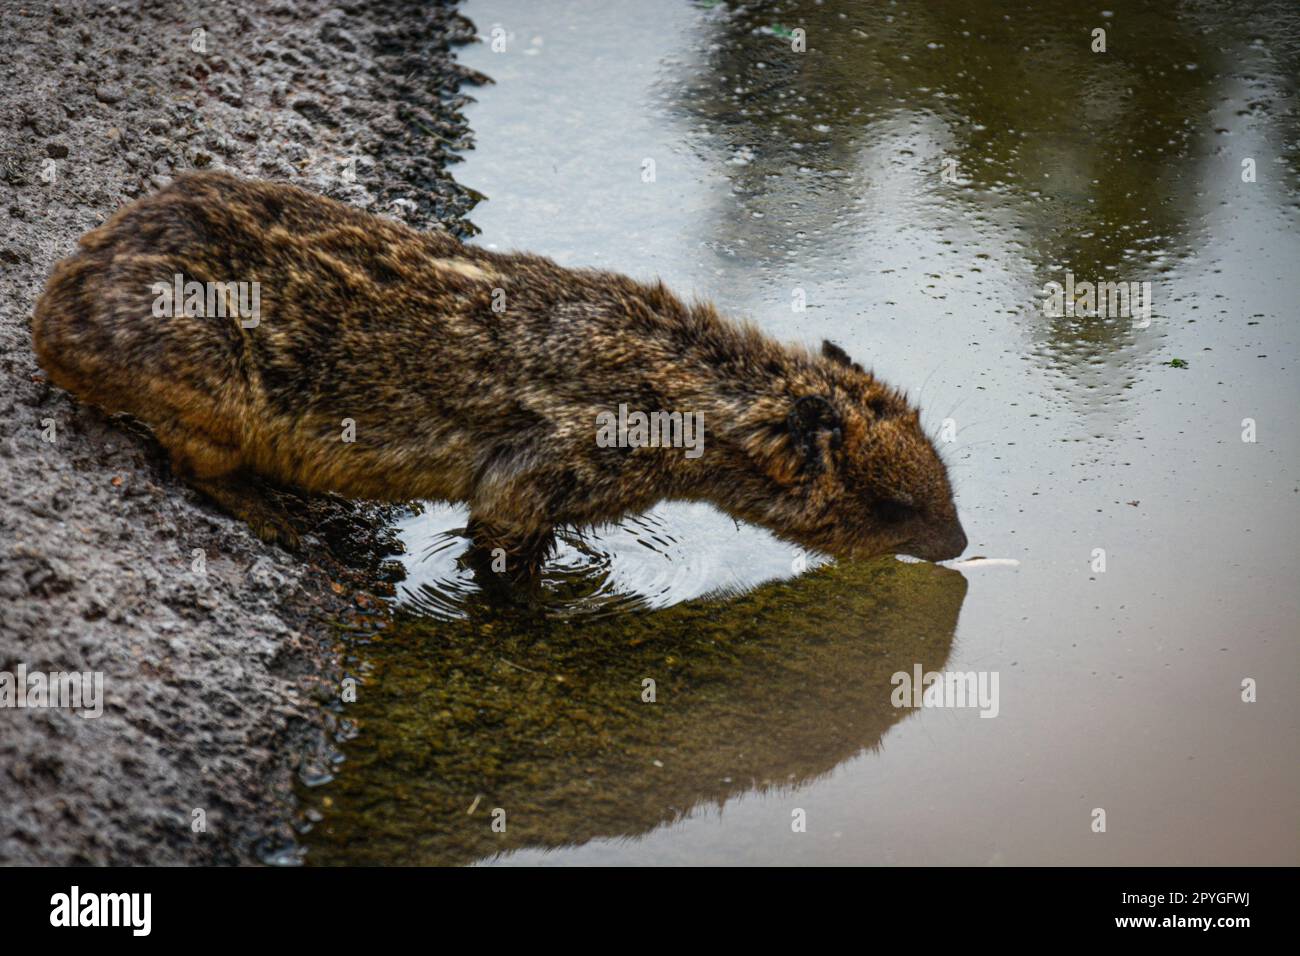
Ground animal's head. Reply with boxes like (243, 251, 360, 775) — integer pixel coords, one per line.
(737, 340, 967, 563)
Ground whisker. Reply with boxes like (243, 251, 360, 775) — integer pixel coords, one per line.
(915, 362, 943, 407)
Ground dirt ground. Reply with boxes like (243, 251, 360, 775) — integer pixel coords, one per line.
(0, 0, 483, 864)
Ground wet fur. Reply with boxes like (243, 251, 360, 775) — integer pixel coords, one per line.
(32, 172, 966, 571)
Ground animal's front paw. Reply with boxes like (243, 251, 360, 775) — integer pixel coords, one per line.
(244, 507, 303, 553)
(187, 473, 303, 553)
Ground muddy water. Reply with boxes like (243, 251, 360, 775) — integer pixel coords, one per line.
(302, 0, 1300, 864)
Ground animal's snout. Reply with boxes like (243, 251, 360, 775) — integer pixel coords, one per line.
(939, 519, 968, 561)
(902, 516, 968, 562)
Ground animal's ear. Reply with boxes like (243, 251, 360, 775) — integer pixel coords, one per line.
(821, 340, 863, 372)
(787, 395, 844, 474)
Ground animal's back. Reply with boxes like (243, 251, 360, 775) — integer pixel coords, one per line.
(31, 172, 703, 508)
(33, 172, 483, 498)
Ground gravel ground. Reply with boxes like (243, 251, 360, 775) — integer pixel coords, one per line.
(0, 0, 483, 864)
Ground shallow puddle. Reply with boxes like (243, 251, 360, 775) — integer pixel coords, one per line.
(302, 0, 1300, 864)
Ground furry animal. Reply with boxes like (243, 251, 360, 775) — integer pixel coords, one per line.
(32, 172, 967, 573)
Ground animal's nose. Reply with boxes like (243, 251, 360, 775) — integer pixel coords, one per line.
(916, 518, 967, 562)
(898, 518, 967, 563)
(945, 520, 968, 559)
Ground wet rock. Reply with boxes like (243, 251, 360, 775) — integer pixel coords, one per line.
(211, 76, 243, 107)
(247, 556, 288, 593)
(0, 0, 482, 865)
(94, 83, 125, 104)
(291, 97, 337, 128)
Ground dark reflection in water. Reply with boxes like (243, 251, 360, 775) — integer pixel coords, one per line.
(669, 0, 1300, 397)
(302, 559, 966, 865)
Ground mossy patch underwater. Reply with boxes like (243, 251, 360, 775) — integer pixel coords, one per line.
(302, 557, 967, 865)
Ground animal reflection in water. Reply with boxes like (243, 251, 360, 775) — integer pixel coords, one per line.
(302, 556, 967, 865)
(398, 509, 816, 622)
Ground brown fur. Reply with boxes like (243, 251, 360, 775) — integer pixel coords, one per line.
(31, 172, 966, 570)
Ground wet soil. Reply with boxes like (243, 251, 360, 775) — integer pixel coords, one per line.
(0, 0, 482, 864)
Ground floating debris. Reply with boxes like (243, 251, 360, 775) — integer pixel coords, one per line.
(945, 557, 1021, 570)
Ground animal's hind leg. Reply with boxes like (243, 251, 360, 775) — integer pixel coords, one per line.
(166, 432, 301, 551)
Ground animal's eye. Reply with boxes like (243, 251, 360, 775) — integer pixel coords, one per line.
(872, 498, 914, 525)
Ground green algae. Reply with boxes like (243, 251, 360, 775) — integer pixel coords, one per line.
(302, 558, 966, 865)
